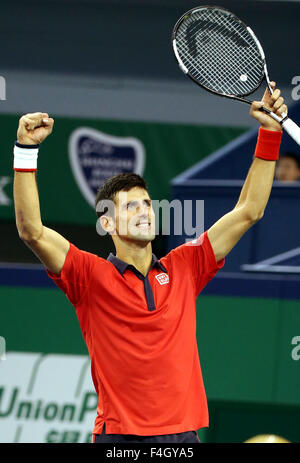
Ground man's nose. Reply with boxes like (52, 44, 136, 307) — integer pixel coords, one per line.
(137, 202, 149, 215)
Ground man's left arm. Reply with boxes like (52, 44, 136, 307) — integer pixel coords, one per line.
(207, 82, 287, 262)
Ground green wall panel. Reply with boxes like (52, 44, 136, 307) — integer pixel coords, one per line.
(1, 287, 87, 355)
(196, 295, 281, 403)
(275, 299, 300, 405)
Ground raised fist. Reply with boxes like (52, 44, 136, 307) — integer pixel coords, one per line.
(17, 112, 54, 145)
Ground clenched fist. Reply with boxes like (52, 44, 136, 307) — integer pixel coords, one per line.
(17, 112, 54, 145)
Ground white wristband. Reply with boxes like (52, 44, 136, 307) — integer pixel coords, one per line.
(13, 142, 39, 170)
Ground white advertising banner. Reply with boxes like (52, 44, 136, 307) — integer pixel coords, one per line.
(0, 352, 97, 443)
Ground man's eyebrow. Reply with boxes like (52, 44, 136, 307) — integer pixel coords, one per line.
(126, 200, 138, 205)
(125, 199, 151, 205)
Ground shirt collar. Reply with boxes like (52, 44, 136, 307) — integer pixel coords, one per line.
(107, 252, 167, 276)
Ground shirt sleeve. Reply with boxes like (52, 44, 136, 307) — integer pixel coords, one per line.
(167, 231, 225, 297)
(46, 242, 96, 306)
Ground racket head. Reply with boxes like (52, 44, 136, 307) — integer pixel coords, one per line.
(172, 6, 267, 99)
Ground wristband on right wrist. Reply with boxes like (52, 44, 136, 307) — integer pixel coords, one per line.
(254, 127, 282, 161)
(13, 141, 40, 171)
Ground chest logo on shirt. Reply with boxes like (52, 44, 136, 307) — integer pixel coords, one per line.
(155, 273, 169, 285)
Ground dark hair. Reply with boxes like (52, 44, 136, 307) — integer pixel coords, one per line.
(95, 173, 148, 218)
(279, 152, 300, 169)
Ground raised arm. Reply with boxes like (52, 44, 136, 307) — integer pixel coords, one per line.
(14, 112, 70, 274)
(207, 83, 286, 262)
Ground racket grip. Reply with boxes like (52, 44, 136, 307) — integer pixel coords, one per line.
(281, 118, 300, 146)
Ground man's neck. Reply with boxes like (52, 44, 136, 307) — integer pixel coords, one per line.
(115, 242, 153, 277)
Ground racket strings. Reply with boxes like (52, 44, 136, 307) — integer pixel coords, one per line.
(180, 17, 259, 93)
(175, 8, 264, 96)
(180, 11, 257, 86)
(178, 33, 247, 96)
(180, 19, 262, 94)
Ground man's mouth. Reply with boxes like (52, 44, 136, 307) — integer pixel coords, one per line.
(136, 222, 151, 229)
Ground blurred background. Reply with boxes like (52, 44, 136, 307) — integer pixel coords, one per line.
(1, 0, 300, 443)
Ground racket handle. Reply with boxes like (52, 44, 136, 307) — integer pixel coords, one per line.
(260, 107, 300, 146)
(281, 118, 300, 146)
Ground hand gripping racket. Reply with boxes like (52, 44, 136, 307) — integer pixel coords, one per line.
(172, 5, 300, 145)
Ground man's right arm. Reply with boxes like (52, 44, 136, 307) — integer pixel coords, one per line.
(14, 112, 69, 274)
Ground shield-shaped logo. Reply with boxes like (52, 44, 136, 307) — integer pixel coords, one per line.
(68, 127, 145, 207)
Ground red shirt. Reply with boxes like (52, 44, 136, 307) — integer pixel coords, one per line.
(47, 231, 224, 435)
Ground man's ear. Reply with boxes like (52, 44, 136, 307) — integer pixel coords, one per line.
(100, 215, 116, 234)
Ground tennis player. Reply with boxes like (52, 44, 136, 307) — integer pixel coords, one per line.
(13, 83, 286, 443)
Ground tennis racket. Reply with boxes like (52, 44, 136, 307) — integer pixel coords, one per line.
(172, 5, 300, 145)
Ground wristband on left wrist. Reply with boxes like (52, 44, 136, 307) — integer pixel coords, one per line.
(13, 141, 40, 172)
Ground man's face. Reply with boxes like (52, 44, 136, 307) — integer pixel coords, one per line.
(275, 157, 300, 182)
(113, 187, 155, 243)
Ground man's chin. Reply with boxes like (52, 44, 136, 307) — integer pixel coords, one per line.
(131, 233, 155, 242)
(125, 230, 156, 242)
